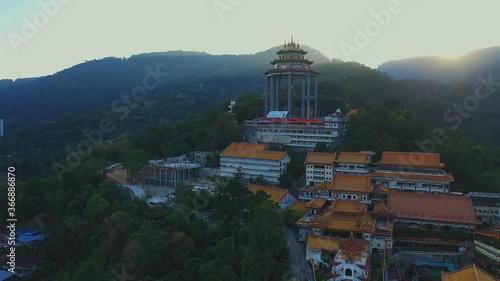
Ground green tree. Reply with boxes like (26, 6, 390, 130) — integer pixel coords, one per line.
(314, 142, 328, 152)
(199, 260, 238, 281)
(241, 200, 285, 281)
(83, 194, 112, 222)
(122, 149, 148, 181)
(174, 182, 197, 207)
(210, 178, 252, 240)
(248, 174, 266, 185)
(232, 93, 264, 123)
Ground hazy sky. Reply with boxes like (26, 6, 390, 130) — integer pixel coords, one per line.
(1, 0, 500, 79)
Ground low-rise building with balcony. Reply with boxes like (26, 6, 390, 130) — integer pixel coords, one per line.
(335, 151, 374, 174)
(304, 152, 336, 186)
(371, 151, 454, 193)
(220, 142, 290, 186)
(464, 192, 500, 226)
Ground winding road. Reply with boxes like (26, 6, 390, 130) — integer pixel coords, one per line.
(283, 226, 308, 281)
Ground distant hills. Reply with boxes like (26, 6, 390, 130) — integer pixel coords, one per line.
(0, 45, 330, 129)
(378, 45, 500, 83)
(2, 44, 500, 149)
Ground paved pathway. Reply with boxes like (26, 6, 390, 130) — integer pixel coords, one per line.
(283, 226, 307, 281)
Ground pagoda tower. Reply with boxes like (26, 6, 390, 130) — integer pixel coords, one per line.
(332, 232, 371, 280)
(264, 36, 319, 118)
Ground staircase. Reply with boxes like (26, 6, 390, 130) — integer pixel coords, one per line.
(333, 263, 363, 281)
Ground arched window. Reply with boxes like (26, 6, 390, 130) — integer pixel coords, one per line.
(345, 268, 353, 276)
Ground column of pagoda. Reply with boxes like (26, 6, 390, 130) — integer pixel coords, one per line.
(264, 37, 320, 118)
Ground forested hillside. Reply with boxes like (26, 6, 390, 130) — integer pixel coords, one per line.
(0, 46, 329, 129)
(3, 56, 500, 180)
(3, 53, 500, 280)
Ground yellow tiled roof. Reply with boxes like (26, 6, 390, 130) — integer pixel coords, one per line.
(336, 152, 371, 164)
(289, 201, 308, 212)
(330, 200, 364, 213)
(325, 219, 359, 232)
(307, 235, 340, 251)
(221, 148, 287, 161)
(317, 174, 374, 193)
(305, 152, 336, 165)
(441, 264, 496, 281)
(306, 197, 328, 209)
(248, 185, 290, 203)
(224, 142, 267, 152)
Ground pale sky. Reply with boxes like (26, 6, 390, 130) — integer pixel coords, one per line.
(1, 0, 500, 79)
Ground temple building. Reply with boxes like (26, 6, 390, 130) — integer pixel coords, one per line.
(335, 151, 374, 174)
(242, 38, 351, 150)
(372, 201, 394, 250)
(264, 37, 319, 118)
(376, 191, 480, 231)
(296, 199, 374, 242)
(331, 232, 371, 281)
(464, 192, 500, 226)
(371, 151, 454, 193)
(219, 142, 290, 185)
(299, 173, 374, 204)
(304, 152, 336, 186)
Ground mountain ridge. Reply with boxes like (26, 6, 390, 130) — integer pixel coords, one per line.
(378, 45, 500, 82)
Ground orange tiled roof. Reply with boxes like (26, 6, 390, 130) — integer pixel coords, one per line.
(248, 185, 290, 204)
(387, 191, 479, 225)
(374, 185, 390, 193)
(330, 200, 364, 213)
(317, 174, 373, 193)
(325, 219, 359, 232)
(379, 151, 444, 168)
(306, 197, 328, 209)
(441, 264, 496, 281)
(373, 201, 393, 216)
(336, 152, 371, 164)
(308, 209, 374, 232)
(305, 152, 336, 165)
(289, 201, 308, 212)
(224, 142, 267, 152)
(307, 235, 340, 251)
(221, 149, 287, 161)
(371, 171, 454, 182)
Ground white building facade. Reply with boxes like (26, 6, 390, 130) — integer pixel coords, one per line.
(304, 152, 336, 186)
(220, 143, 290, 186)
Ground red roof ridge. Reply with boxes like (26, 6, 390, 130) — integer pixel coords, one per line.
(339, 232, 364, 252)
